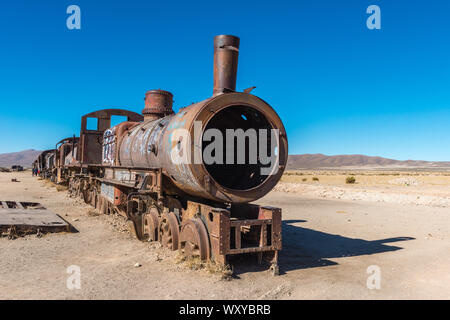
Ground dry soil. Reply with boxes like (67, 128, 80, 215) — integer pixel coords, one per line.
(0, 171, 449, 299)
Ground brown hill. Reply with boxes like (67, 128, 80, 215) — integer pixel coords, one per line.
(0, 149, 42, 168)
(287, 154, 450, 169)
(1, 150, 449, 170)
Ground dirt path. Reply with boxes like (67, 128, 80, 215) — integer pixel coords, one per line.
(0, 171, 449, 299)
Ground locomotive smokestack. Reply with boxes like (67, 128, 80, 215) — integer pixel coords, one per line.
(142, 89, 174, 121)
(213, 35, 240, 96)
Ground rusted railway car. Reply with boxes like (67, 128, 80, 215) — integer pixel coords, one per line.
(54, 136, 79, 183)
(34, 35, 288, 274)
(33, 149, 57, 179)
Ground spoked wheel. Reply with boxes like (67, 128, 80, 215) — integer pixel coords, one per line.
(158, 212, 179, 250)
(179, 218, 210, 261)
(143, 207, 160, 241)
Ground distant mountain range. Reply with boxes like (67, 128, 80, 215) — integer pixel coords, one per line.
(287, 154, 450, 169)
(1, 150, 449, 170)
(0, 149, 42, 168)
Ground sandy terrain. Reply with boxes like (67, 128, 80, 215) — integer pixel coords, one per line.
(0, 171, 449, 299)
(277, 170, 450, 207)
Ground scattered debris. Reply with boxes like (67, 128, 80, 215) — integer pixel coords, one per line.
(134, 262, 142, 268)
(0, 201, 70, 237)
(3, 226, 17, 240)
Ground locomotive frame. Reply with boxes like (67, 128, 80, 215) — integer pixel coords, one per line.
(33, 35, 287, 275)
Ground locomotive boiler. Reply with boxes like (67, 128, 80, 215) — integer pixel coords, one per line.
(37, 35, 288, 274)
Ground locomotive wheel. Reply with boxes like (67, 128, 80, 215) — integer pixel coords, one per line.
(179, 218, 210, 261)
(100, 196, 109, 215)
(83, 188, 92, 204)
(158, 211, 179, 250)
(91, 189, 97, 208)
(143, 207, 160, 241)
(127, 220, 137, 238)
(98, 196, 104, 214)
(80, 180, 88, 201)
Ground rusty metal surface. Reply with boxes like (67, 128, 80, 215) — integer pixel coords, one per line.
(55, 137, 79, 167)
(32, 34, 285, 272)
(158, 211, 179, 250)
(116, 92, 288, 203)
(79, 109, 143, 164)
(111, 34, 287, 203)
(213, 35, 240, 96)
(143, 206, 159, 241)
(180, 200, 280, 265)
(180, 217, 210, 260)
(142, 89, 174, 120)
(0, 201, 69, 236)
(34, 149, 57, 178)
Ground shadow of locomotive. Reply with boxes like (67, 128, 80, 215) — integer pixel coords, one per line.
(230, 219, 415, 276)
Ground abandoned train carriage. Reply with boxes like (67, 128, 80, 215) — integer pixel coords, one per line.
(36, 35, 288, 273)
(54, 136, 80, 183)
(33, 149, 57, 179)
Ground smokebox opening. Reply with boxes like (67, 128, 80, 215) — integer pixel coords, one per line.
(202, 105, 276, 190)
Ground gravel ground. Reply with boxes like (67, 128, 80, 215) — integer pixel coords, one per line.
(0, 171, 449, 299)
(274, 182, 450, 207)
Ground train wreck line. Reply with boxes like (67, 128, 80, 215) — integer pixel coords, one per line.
(33, 35, 288, 275)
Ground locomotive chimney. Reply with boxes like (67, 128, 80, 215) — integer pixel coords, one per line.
(213, 35, 240, 96)
(142, 89, 174, 121)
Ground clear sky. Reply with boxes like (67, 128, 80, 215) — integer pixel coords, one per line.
(1, 0, 449, 161)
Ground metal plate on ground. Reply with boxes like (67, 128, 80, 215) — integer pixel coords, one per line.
(0, 201, 70, 236)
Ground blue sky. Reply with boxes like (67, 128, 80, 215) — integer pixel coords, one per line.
(1, 0, 449, 161)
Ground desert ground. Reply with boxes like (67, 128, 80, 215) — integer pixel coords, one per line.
(0, 170, 449, 299)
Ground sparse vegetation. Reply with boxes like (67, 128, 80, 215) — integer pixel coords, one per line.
(280, 170, 450, 187)
(56, 185, 68, 192)
(176, 254, 233, 279)
(42, 179, 68, 191)
(312, 177, 319, 182)
(346, 176, 356, 184)
(302, 178, 307, 182)
(284, 171, 304, 176)
(87, 209, 100, 217)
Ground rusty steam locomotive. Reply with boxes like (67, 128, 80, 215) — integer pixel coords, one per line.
(33, 35, 288, 274)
